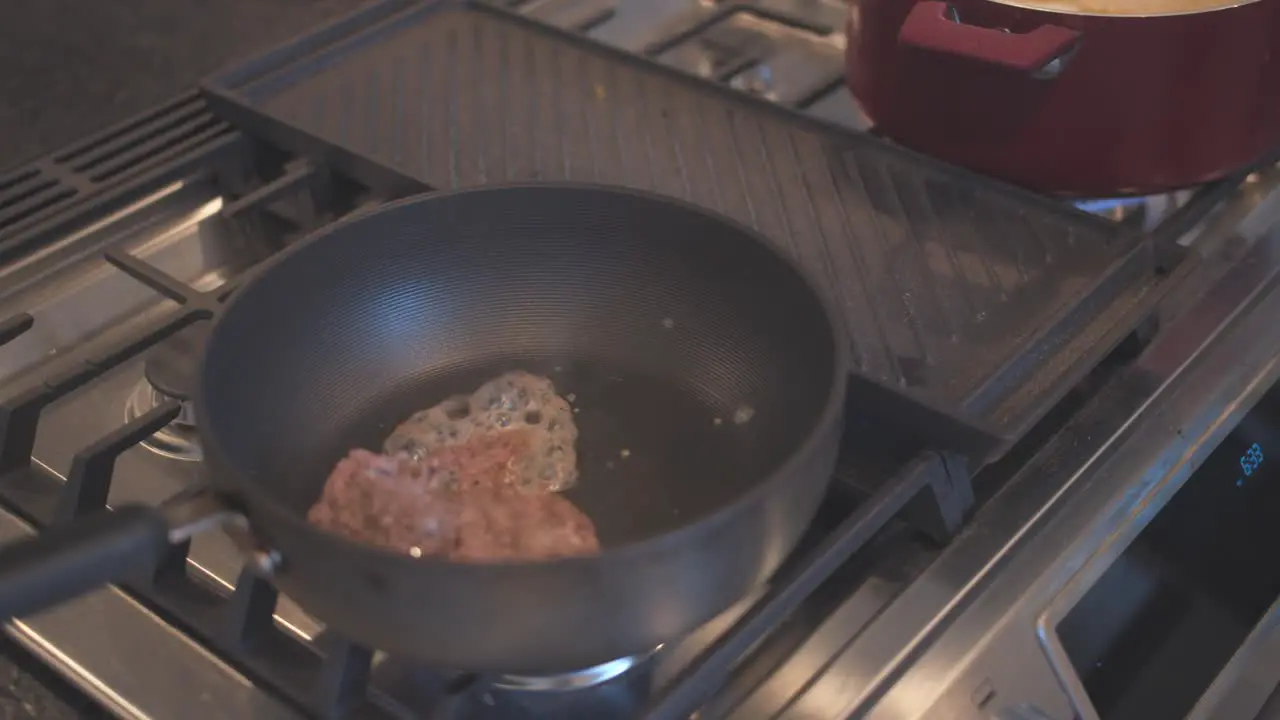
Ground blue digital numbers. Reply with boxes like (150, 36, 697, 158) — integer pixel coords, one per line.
(1242, 443, 1264, 475)
(1238, 443, 1265, 485)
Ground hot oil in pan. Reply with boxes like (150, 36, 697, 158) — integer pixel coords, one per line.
(549, 362, 761, 547)
(336, 360, 761, 550)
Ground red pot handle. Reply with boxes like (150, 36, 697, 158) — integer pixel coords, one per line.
(899, 1, 1081, 75)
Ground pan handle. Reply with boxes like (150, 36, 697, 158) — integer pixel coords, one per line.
(899, 2, 1081, 78)
(0, 505, 170, 622)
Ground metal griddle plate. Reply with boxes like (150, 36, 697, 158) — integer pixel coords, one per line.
(200, 0, 1174, 461)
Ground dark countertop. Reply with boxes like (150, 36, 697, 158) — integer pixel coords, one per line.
(0, 1, 364, 716)
(0, 0, 366, 171)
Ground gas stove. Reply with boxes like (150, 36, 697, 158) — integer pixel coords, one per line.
(1, 1, 1280, 719)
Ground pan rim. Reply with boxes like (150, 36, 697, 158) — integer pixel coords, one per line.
(196, 181, 851, 571)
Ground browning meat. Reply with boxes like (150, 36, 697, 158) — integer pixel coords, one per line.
(448, 486, 600, 562)
(307, 440, 600, 561)
(383, 371, 580, 493)
(307, 450, 454, 556)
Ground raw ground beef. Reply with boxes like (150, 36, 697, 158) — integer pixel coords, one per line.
(307, 438, 600, 562)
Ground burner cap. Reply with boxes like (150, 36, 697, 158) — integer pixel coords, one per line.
(144, 323, 210, 401)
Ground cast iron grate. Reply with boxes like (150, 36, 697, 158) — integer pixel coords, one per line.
(0, 248, 389, 720)
(0, 92, 240, 266)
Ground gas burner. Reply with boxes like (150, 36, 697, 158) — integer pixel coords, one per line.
(1075, 190, 1195, 231)
(370, 647, 661, 717)
(125, 323, 210, 461)
(493, 648, 659, 692)
(125, 381, 202, 461)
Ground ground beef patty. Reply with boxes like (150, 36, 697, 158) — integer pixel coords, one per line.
(307, 441, 600, 561)
(383, 371, 580, 493)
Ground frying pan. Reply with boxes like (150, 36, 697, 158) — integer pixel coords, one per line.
(0, 184, 847, 673)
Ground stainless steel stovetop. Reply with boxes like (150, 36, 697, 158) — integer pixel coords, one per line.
(1, 1, 1280, 718)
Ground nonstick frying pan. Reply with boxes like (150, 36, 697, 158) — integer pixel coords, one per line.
(0, 184, 847, 674)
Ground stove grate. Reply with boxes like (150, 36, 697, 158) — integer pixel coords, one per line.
(1, 80, 1249, 716)
(0, 161, 395, 717)
(0, 92, 240, 267)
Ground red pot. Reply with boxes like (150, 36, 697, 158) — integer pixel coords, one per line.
(845, 0, 1280, 196)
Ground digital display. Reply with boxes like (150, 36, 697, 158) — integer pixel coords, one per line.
(1238, 442, 1264, 485)
(1057, 388, 1280, 719)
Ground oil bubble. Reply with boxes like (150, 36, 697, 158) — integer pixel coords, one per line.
(382, 371, 580, 493)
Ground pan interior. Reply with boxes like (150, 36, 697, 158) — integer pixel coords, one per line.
(200, 186, 839, 546)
